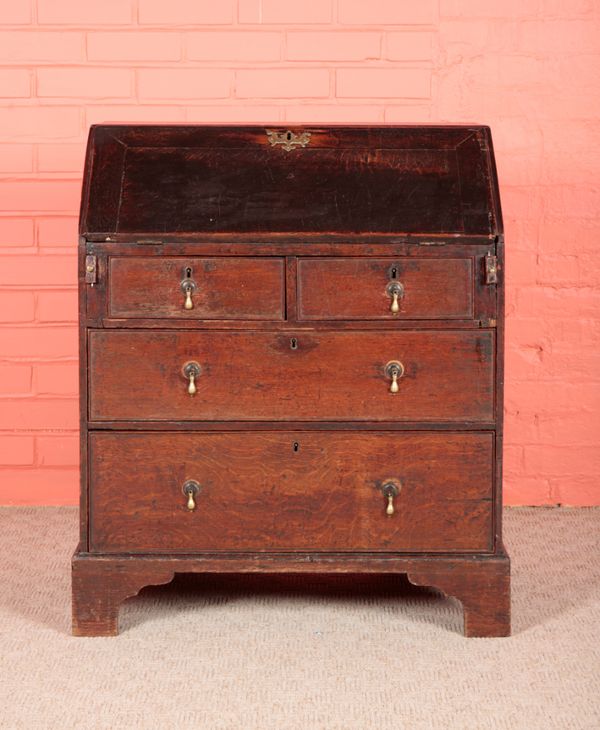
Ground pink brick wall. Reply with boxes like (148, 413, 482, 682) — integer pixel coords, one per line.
(0, 0, 598, 506)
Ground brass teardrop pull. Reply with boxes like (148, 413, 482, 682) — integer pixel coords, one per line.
(385, 361, 404, 394)
(180, 268, 197, 311)
(386, 493, 394, 515)
(183, 361, 201, 396)
(187, 489, 196, 510)
(183, 480, 201, 511)
(382, 481, 401, 516)
(386, 281, 404, 314)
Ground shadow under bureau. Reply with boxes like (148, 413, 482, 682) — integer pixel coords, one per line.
(73, 124, 510, 637)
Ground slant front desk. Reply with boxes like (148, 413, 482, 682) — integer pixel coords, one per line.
(73, 125, 510, 637)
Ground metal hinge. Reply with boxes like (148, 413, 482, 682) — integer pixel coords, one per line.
(85, 255, 97, 285)
(484, 253, 498, 284)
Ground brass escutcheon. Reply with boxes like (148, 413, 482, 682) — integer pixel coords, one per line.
(266, 129, 311, 152)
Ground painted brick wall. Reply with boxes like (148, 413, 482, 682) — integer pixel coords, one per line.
(0, 0, 598, 506)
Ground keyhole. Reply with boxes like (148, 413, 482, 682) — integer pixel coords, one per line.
(185, 267, 192, 279)
(287, 131, 292, 141)
(293, 441, 299, 452)
(391, 267, 398, 279)
(290, 338, 298, 350)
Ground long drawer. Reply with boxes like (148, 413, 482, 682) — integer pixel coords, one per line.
(89, 431, 494, 554)
(88, 329, 494, 422)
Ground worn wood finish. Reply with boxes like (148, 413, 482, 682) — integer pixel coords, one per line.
(89, 431, 493, 553)
(298, 257, 474, 320)
(88, 329, 494, 422)
(109, 256, 285, 320)
(72, 554, 175, 637)
(75, 124, 509, 638)
(72, 551, 510, 637)
(80, 126, 500, 237)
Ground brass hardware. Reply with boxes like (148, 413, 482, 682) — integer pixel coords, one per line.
(266, 129, 311, 152)
(180, 280, 197, 310)
(385, 360, 404, 394)
(183, 361, 201, 396)
(180, 268, 197, 310)
(381, 481, 401, 516)
(386, 281, 404, 314)
(85, 255, 97, 285)
(485, 253, 498, 284)
(182, 480, 200, 511)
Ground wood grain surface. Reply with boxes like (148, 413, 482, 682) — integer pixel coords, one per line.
(88, 329, 495, 422)
(297, 257, 474, 320)
(72, 550, 509, 637)
(80, 126, 501, 238)
(109, 256, 285, 319)
(75, 124, 508, 638)
(88, 431, 493, 553)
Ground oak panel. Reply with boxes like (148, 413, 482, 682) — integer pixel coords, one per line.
(89, 431, 493, 553)
(109, 256, 285, 320)
(88, 329, 495, 422)
(298, 257, 473, 320)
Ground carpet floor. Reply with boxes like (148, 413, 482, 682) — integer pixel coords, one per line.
(0, 507, 598, 730)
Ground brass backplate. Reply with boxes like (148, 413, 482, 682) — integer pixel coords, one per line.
(266, 129, 311, 152)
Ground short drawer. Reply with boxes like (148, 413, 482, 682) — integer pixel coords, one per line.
(88, 329, 494, 422)
(108, 257, 285, 319)
(89, 431, 494, 553)
(297, 257, 474, 320)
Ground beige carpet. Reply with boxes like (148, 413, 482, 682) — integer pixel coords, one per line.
(0, 508, 598, 730)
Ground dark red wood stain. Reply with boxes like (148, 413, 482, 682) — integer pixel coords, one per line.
(88, 329, 494, 422)
(89, 431, 493, 553)
(297, 257, 474, 320)
(109, 256, 285, 319)
(73, 124, 510, 637)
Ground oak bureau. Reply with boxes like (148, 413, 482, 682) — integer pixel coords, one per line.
(72, 125, 510, 637)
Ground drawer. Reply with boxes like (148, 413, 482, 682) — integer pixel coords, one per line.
(297, 257, 474, 320)
(108, 257, 285, 320)
(88, 330, 494, 422)
(89, 431, 493, 553)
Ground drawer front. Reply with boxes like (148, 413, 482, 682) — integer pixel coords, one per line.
(89, 431, 493, 553)
(108, 257, 285, 319)
(297, 257, 474, 320)
(89, 330, 494, 422)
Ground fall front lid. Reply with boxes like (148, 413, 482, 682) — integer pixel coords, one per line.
(79, 125, 502, 239)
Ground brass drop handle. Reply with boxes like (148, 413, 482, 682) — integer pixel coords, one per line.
(183, 361, 201, 396)
(385, 360, 404, 394)
(382, 481, 401, 516)
(386, 281, 404, 314)
(180, 272, 197, 311)
(183, 480, 200, 511)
